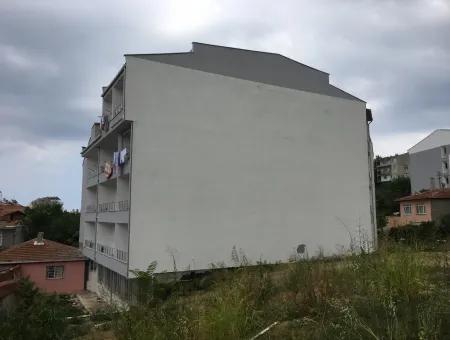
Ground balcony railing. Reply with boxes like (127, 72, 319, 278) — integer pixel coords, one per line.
(116, 249, 128, 262)
(98, 200, 129, 213)
(84, 239, 95, 249)
(97, 243, 115, 257)
(96, 242, 128, 262)
(85, 204, 97, 213)
(88, 123, 102, 145)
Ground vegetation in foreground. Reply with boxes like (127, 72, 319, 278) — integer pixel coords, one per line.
(0, 279, 87, 340)
(110, 242, 450, 340)
(375, 177, 411, 229)
(1, 241, 449, 339)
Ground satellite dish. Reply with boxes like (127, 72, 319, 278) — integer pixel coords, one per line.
(297, 244, 306, 254)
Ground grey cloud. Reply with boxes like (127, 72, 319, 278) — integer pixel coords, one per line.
(0, 0, 450, 207)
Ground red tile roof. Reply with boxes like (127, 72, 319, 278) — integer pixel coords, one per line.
(0, 203, 24, 220)
(0, 239, 84, 264)
(397, 189, 450, 202)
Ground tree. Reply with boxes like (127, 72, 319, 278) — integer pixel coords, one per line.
(375, 177, 411, 229)
(21, 200, 79, 246)
(0, 279, 72, 340)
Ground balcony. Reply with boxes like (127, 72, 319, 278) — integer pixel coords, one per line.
(110, 104, 125, 129)
(87, 171, 98, 187)
(88, 123, 102, 145)
(84, 205, 97, 222)
(85, 204, 97, 213)
(96, 242, 128, 263)
(97, 200, 129, 223)
(84, 239, 95, 249)
(98, 200, 129, 213)
(98, 157, 130, 184)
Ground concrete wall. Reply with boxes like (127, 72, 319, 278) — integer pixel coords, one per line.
(21, 261, 85, 294)
(125, 56, 374, 273)
(409, 146, 449, 192)
(431, 199, 450, 223)
(0, 228, 22, 249)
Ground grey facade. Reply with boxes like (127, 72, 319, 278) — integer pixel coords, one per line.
(374, 153, 409, 183)
(409, 145, 450, 192)
(431, 199, 450, 223)
(79, 42, 376, 301)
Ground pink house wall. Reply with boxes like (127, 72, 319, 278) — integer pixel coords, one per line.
(388, 199, 432, 228)
(20, 261, 85, 294)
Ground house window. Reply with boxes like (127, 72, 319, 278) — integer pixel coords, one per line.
(46, 265, 64, 279)
(403, 204, 412, 215)
(416, 204, 426, 215)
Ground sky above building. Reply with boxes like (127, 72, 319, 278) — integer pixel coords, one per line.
(1, 0, 449, 209)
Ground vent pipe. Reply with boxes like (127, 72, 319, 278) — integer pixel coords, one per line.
(34, 232, 44, 246)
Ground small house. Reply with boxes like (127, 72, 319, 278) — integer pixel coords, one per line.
(387, 189, 450, 227)
(0, 234, 86, 294)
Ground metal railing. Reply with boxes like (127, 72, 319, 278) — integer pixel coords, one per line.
(97, 243, 115, 257)
(84, 239, 95, 249)
(89, 123, 102, 145)
(96, 242, 128, 262)
(98, 200, 129, 213)
(85, 204, 97, 213)
(116, 249, 128, 262)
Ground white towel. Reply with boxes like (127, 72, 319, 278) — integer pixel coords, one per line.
(119, 148, 127, 165)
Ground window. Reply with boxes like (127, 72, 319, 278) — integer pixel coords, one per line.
(416, 204, 426, 215)
(46, 265, 64, 279)
(403, 204, 412, 215)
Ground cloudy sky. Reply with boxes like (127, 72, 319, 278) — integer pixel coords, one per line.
(1, 0, 449, 209)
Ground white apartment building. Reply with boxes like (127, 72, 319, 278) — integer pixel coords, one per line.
(409, 129, 450, 192)
(79, 42, 377, 300)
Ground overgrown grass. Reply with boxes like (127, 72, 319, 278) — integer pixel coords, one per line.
(109, 244, 450, 340)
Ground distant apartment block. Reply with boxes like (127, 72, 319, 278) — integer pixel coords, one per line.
(409, 129, 450, 192)
(374, 153, 409, 183)
(79, 43, 377, 300)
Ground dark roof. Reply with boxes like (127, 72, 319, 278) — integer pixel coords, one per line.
(0, 239, 84, 264)
(397, 189, 450, 202)
(123, 42, 365, 102)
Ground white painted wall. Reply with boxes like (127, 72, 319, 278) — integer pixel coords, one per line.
(409, 129, 450, 154)
(125, 57, 374, 273)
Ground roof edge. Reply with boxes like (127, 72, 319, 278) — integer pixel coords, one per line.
(0, 258, 85, 265)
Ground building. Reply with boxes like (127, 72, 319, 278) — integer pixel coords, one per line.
(409, 129, 450, 192)
(387, 189, 450, 228)
(79, 42, 376, 300)
(30, 196, 62, 208)
(0, 202, 25, 250)
(374, 153, 409, 183)
(0, 234, 85, 294)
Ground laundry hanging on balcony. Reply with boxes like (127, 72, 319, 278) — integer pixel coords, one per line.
(103, 161, 113, 179)
(113, 151, 119, 165)
(119, 148, 128, 165)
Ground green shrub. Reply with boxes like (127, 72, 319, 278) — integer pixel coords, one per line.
(0, 279, 85, 340)
(111, 244, 450, 340)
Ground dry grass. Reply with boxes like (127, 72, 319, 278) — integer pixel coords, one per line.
(93, 244, 450, 339)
